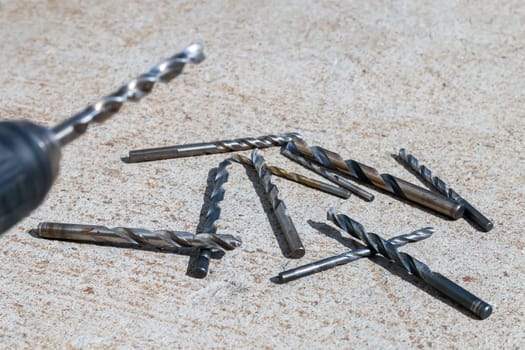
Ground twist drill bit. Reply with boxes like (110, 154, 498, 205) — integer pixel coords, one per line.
(35, 222, 241, 253)
(251, 150, 305, 258)
(281, 143, 374, 201)
(327, 208, 493, 319)
(188, 159, 231, 278)
(53, 43, 205, 146)
(290, 141, 464, 219)
(231, 154, 351, 199)
(122, 132, 304, 163)
(276, 227, 434, 283)
(398, 149, 493, 232)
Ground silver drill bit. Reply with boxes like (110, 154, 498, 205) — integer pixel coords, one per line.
(251, 150, 305, 258)
(289, 141, 464, 219)
(35, 222, 241, 253)
(122, 132, 304, 163)
(53, 43, 205, 146)
(398, 149, 493, 232)
(231, 154, 351, 199)
(281, 143, 374, 201)
(276, 226, 434, 283)
(327, 208, 493, 319)
(188, 159, 231, 278)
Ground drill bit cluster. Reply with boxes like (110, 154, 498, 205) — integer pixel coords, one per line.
(31, 44, 494, 319)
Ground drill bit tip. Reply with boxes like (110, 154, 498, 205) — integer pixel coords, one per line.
(183, 43, 205, 64)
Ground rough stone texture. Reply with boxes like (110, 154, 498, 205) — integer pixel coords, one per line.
(0, 1, 523, 348)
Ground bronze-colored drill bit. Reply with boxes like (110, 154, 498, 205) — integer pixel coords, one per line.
(288, 141, 464, 219)
(231, 154, 351, 199)
(250, 150, 305, 258)
(35, 222, 242, 253)
(327, 208, 493, 320)
(188, 159, 231, 278)
(398, 148, 493, 232)
(122, 133, 304, 163)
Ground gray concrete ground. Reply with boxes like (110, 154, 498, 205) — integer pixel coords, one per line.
(0, 1, 523, 348)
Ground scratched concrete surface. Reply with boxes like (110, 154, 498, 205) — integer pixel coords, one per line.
(0, 1, 524, 348)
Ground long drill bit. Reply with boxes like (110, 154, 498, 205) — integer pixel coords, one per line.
(281, 143, 374, 201)
(398, 149, 493, 232)
(251, 150, 305, 258)
(276, 226, 434, 283)
(231, 154, 351, 199)
(53, 43, 205, 146)
(35, 222, 242, 253)
(122, 132, 304, 163)
(188, 159, 231, 278)
(289, 141, 464, 219)
(326, 208, 493, 319)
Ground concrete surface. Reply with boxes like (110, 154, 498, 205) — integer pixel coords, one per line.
(0, 1, 524, 348)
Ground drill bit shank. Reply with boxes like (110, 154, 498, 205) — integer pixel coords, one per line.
(251, 150, 305, 258)
(122, 132, 303, 163)
(188, 159, 231, 278)
(327, 209, 492, 319)
(398, 149, 493, 232)
(289, 141, 464, 219)
(231, 154, 351, 199)
(35, 222, 241, 253)
(277, 226, 434, 283)
(53, 43, 204, 146)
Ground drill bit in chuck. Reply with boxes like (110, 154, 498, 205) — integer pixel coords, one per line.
(35, 222, 241, 253)
(289, 141, 464, 220)
(327, 208, 493, 320)
(231, 154, 351, 199)
(53, 43, 205, 146)
(188, 159, 232, 278)
(398, 149, 493, 232)
(251, 150, 305, 258)
(122, 132, 304, 163)
(276, 226, 434, 283)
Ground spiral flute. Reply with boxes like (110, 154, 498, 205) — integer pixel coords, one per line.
(251, 150, 305, 258)
(327, 208, 493, 319)
(122, 132, 304, 163)
(281, 143, 374, 201)
(398, 149, 493, 232)
(277, 226, 434, 283)
(188, 159, 231, 278)
(289, 141, 464, 219)
(231, 154, 351, 199)
(35, 222, 241, 253)
(53, 43, 205, 146)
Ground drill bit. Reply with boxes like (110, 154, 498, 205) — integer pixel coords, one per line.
(281, 143, 374, 201)
(122, 132, 304, 163)
(53, 43, 205, 146)
(398, 149, 493, 232)
(35, 222, 241, 253)
(188, 159, 231, 278)
(289, 141, 464, 219)
(276, 226, 434, 283)
(251, 150, 305, 258)
(327, 208, 493, 319)
(231, 154, 351, 199)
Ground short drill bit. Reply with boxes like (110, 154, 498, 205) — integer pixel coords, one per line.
(398, 149, 493, 232)
(327, 208, 493, 319)
(122, 132, 304, 163)
(281, 143, 374, 201)
(231, 154, 351, 199)
(35, 222, 241, 253)
(276, 226, 434, 283)
(251, 150, 305, 258)
(290, 141, 464, 219)
(188, 159, 231, 278)
(53, 43, 205, 146)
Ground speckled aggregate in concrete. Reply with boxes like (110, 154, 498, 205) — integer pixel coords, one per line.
(0, 1, 524, 349)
